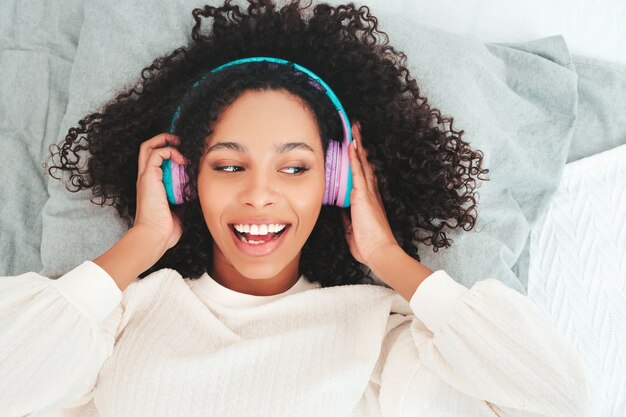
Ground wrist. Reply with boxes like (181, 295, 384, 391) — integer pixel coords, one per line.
(368, 245, 434, 302)
(367, 243, 403, 275)
(128, 226, 169, 256)
(93, 227, 167, 292)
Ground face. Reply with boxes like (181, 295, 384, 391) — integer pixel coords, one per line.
(197, 88, 326, 296)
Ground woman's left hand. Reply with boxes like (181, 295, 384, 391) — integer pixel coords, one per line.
(341, 122, 399, 268)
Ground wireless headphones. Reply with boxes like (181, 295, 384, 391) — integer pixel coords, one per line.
(161, 56, 354, 207)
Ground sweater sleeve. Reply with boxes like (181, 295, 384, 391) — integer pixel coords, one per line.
(0, 260, 125, 417)
(375, 270, 601, 417)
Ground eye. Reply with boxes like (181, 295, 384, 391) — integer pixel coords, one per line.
(213, 166, 243, 173)
(281, 166, 309, 175)
(213, 166, 309, 175)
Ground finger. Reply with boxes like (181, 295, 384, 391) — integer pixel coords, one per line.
(138, 133, 180, 177)
(138, 133, 180, 176)
(347, 133, 367, 193)
(140, 145, 187, 182)
(351, 123, 378, 194)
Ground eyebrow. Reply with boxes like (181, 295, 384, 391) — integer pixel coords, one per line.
(205, 141, 315, 155)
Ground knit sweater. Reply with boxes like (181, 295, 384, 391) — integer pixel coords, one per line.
(0, 261, 599, 417)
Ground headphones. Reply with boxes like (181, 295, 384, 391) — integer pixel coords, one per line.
(161, 56, 354, 207)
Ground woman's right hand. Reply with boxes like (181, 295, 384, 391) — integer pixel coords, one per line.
(133, 133, 188, 253)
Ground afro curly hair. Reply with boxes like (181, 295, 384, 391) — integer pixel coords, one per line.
(44, 0, 490, 288)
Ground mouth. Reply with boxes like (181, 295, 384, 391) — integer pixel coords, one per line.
(229, 224, 289, 242)
(227, 224, 292, 257)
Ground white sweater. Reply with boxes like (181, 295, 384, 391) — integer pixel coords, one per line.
(0, 261, 599, 417)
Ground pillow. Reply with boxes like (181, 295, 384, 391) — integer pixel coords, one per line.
(41, 0, 579, 295)
(566, 55, 626, 163)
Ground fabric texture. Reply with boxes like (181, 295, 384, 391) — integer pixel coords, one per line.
(0, 263, 600, 416)
(566, 56, 626, 164)
(527, 143, 626, 417)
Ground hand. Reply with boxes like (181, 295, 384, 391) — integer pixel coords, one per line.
(341, 122, 399, 268)
(133, 133, 189, 252)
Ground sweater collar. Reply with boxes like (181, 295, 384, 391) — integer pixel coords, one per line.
(187, 271, 320, 308)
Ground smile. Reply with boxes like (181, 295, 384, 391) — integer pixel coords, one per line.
(228, 224, 291, 257)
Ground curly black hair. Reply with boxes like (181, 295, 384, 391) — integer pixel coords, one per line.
(44, 0, 489, 287)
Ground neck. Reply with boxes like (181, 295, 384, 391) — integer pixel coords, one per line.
(209, 251, 302, 296)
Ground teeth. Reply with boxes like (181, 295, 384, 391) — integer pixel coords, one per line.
(233, 224, 286, 235)
(240, 235, 266, 245)
(236, 231, 283, 245)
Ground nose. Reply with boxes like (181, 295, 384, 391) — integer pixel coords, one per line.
(238, 171, 282, 209)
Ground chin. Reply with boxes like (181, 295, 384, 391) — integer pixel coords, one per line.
(212, 232, 303, 280)
(232, 263, 288, 280)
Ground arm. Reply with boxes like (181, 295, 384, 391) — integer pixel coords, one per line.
(369, 247, 600, 417)
(93, 226, 167, 292)
(0, 227, 164, 416)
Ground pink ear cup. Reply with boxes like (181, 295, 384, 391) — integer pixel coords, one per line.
(323, 140, 338, 205)
(334, 111, 352, 208)
(171, 160, 188, 204)
(334, 141, 350, 208)
(322, 110, 353, 206)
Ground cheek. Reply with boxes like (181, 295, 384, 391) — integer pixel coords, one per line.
(197, 175, 225, 229)
(287, 170, 325, 212)
(290, 176, 325, 229)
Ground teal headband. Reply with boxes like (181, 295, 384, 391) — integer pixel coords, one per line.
(167, 56, 351, 137)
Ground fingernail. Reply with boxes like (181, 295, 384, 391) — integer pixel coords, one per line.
(353, 139, 358, 150)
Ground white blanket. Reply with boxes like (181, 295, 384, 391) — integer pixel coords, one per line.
(527, 144, 626, 417)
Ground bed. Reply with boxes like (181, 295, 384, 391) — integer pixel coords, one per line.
(1, 0, 624, 415)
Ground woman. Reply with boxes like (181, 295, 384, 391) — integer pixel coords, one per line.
(0, 0, 597, 416)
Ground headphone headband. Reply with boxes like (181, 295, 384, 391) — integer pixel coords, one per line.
(168, 56, 351, 142)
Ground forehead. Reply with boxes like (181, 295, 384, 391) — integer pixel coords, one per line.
(205, 89, 322, 150)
